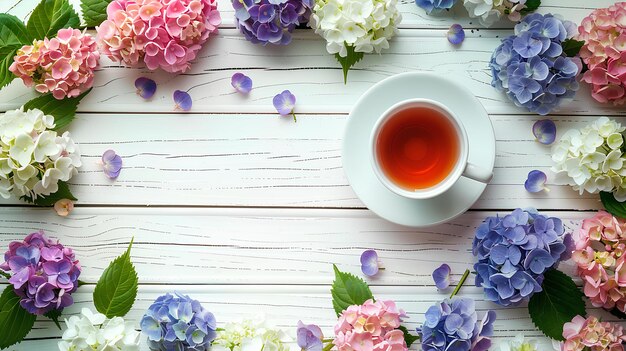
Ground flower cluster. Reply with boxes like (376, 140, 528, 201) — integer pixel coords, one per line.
(415, 0, 457, 15)
(232, 0, 313, 46)
(418, 297, 496, 351)
(497, 335, 537, 351)
(490, 13, 580, 115)
(9, 28, 99, 100)
(473, 208, 571, 306)
(58, 308, 140, 351)
(141, 293, 217, 351)
(310, 0, 401, 58)
(577, 2, 626, 105)
(0, 231, 81, 315)
(0, 108, 81, 200)
(551, 117, 626, 200)
(97, 0, 222, 73)
(572, 211, 626, 313)
(562, 315, 626, 351)
(333, 299, 407, 351)
(211, 317, 292, 351)
(464, 0, 528, 27)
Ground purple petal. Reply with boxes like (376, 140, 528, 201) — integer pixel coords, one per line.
(231, 73, 253, 94)
(174, 90, 192, 111)
(432, 263, 451, 289)
(447, 24, 465, 45)
(258, 4, 276, 23)
(135, 77, 157, 99)
(525, 170, 548, 193)
(360, 249, 380, 277)
(273, 90, 296, 115)
(102, 149, 123, 179)
(532, 119, 557, 145)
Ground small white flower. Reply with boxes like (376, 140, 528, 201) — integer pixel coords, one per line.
(9, 134, 35, 167)
(497, 334, 537, 351)
(34, 131, 61, 163)
(59, 308, 139, 351)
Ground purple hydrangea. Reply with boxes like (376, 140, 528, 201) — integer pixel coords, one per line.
(473, 208, 571, 306)
(232, 0, 314, 46)
(415, 0, 457, 14)
(0, 231, 81, 315)
(490, 13, 581, 115)
(418, 297, 496, 351)
(141, 293, 217, 351)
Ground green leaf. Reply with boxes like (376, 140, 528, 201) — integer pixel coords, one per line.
(562, 38, 585, 58)
(0, 271, 10, 280)
(610, 308, 626, 320)
(81, 0, 114, 27)
(0, 286, 36, 349)
(23, 88, 91, 131)
(0, 14, 33, 89)
(398, 325, 419, 347)
(27, 0, 80, 40)
(93, 238, 138, 318)
(521, 0, 541, 13)
(0, 46, 20, 89)
(44, 309, 62, 330)
(528, 268, 586, 340)
(600, 191, 626, 219)
(20, 180, 77, 206)
(331, 264, 374, 316)
(334, 45, 364, 84)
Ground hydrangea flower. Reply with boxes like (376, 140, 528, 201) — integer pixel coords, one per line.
(497, 334, 537, 351)
(334, 299, 408, 351)
(473, 208, 571, 306)
(490, 13, 581, 115)
(0, 231, 81, 315)
(297, 321, 323, 351)
(140, 293, 217, 351)
(561, 315, 626, 351)
(447, 24, 465, 45)
(432, 263, 451, 289)
(0, 108, 81, 201)
(54, 199, 74, 217)
(10, 28, 100, 100)
(415, 0, 457, 14)
(135, 77, 157, 99)
(418, 297, 496, 351)
(577, 3, 626, 105)
(211, 316, 293, 351)
(551, 117, 626, 201)
(102, 150, 123, 179)
(524, 170, 549, 193)
(464, 0, 528, 27)
(58, 308, 140, 351)
(232, 0, 313, 46)
(533, 119, 557, 145)
(231, 73, 253, 94)
(97, 0, 221, 73)
(572, 211, 626, 313)
(360, 249, 381, 276)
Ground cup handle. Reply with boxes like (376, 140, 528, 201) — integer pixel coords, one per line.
(463, 163, 493, 184)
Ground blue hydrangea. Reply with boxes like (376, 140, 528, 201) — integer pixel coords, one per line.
(232, 0, 314, 46)
(141, 293, 217, 351)
(415, 0, 457, 14)
(490, 13, 581, 115)
(473, 208, 572, 306)
(418, 297, 496, 351)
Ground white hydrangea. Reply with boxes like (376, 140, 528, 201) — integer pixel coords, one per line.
(497, 334, 537, 351)
(58, 308, 140, 351)
(211, 317, 296, 351)
(309, 0, 401, 57)
(0, 107, 81, 200)
(552, 117, 626, 201)
(463, 0, 527, 27)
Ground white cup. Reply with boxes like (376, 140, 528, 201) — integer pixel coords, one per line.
(370, 98, 493, 200)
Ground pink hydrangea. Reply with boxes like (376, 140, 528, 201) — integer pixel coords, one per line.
(334, 299, 408, 351)
(96, 0, 221, 73)
(9, 28, 100, 100)
(562, 315, 626, 351)
(572, 211, 626, 312)
(577, 2, 626, 105)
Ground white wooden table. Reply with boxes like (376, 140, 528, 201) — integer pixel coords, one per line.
(0, 1, 624, 349)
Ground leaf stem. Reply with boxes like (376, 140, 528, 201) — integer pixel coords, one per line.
(322, 342, 335, 351)
(450, 269, 470, 299)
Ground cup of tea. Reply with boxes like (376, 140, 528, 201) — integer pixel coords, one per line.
(370, 98, 493, 200)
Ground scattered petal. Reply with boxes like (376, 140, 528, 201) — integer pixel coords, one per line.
(432, 263, 451, 290)
(135, 77, 157, 99)
(525, 170, 549, 193)
(173, 90, 192, 111)
(533, 119, 557, 145)
(360, 249, 381, 277)
(447, 24, 465, 45)
(54, 199, 74, 217)
(273, 90, 297, 122)
(102, 149, 123, 179)
(231, 73, 253, 94)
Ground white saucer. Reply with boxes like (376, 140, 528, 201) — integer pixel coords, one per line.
(342, 72, 496, 227)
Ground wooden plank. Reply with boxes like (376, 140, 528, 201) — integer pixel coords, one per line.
(0, 29, 622, 116)
(0, 207, 585, 285)
(0, 113, 612, 209)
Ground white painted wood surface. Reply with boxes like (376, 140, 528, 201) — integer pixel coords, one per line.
(0, 0, 624, 350)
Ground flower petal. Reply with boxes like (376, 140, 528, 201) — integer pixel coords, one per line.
(231, 73, 253, 94)
(447, 24, 465, 45)
(360, 249, 380, 276)
(135, 77, 157, 99)
(432, 263, 451, 289)
(174, 90, 192, 111)
(525, 170, 548, 193)
(533, 119, 557, 145)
